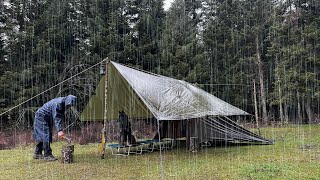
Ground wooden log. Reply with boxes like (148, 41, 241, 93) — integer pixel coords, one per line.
(61, 144, 74, 163)
(190, 137, 199, 152)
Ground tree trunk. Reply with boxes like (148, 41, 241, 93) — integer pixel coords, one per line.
(297, 101, 302, 123)
(297, 92, 302, 123)
(253, 79, 260, 129)
(278, 78, 284, 124)
(255, 35, 268, 125)
(305, 96, 314, 124)
(284, 104, 289, 124)
(279, 103, 284, 124)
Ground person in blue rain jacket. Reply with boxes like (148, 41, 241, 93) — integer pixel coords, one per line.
(33, 95, 77, 161)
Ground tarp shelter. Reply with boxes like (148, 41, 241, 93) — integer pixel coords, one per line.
(80, 61, 272, 147)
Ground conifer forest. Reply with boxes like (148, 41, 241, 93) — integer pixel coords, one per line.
(0, 0, 319, 129)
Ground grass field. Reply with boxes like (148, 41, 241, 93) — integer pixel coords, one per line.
(1, 125, 320, 179)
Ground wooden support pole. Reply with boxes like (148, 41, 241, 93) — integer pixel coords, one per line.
(100, 58, 109, 159)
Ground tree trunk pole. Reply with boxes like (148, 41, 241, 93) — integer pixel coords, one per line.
(255, 34, 268, 126)
(253, 79, 260, 135)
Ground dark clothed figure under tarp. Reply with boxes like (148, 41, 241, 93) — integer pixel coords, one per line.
(119, 111, 135, 145)
(33, 95, 77, 160)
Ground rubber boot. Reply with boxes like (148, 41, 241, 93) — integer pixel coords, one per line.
(43, 142, 57, 161)
(33, 142, 44, 159)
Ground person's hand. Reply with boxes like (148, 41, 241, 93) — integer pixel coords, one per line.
(58, 131, 65, 139)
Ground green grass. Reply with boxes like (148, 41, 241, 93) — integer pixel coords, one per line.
(1, 125, 320, 179)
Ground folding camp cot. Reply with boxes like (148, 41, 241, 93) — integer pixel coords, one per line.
(108, 138, 175, 156)
(137, 138, 174, 152)
(108, 143, 145, 156)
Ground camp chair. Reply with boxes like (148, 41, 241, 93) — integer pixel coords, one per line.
(108, 143, 145, 156)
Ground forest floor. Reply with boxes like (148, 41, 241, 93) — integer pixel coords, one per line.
(1, 124, 320, 179)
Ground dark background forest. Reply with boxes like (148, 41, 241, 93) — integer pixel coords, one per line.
(0, 0, 319, 132)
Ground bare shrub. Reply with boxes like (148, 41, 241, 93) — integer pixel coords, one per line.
(0, 131, 34, 149)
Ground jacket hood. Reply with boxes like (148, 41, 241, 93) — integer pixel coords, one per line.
(65, 95, 77, 107)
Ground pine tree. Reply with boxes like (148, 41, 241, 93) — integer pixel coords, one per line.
(202, 0, 252, 109)
(123, 0, 165, 72)
(269, 0, 320, 123)
(242, 0, 279, 125)
(161, 0, 203, 81)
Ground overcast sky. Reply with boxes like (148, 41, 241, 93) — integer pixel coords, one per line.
(163, 0, 174, 11)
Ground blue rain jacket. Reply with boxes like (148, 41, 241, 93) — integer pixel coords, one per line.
(33, 95, 77, 142)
